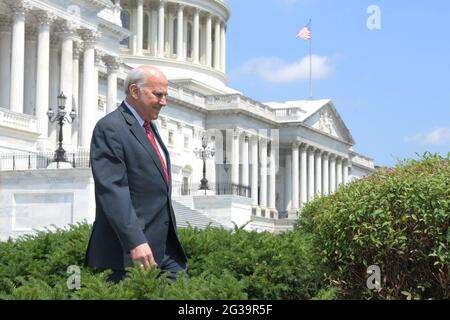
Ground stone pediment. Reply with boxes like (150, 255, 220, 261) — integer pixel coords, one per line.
(303, 102, 355, 145)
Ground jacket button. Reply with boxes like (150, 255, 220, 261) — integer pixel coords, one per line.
(164, 221, 169, 225)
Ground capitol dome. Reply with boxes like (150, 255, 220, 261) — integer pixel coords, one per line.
(117, 0, 235, 94)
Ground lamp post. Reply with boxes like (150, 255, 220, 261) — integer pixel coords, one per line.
(47, 92, 76, 163)
(194, 134, 215, 195)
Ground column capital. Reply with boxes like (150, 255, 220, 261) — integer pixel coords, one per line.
(291, 139, 301, 148)
(34, 10, 56, 27)
(136, 0, 144, 5)
(94, 49, 105, 66)
(299, 143, 308, 151)
(6, 0, 32, 17)
(177, 3, 185, 11)
(258, 136, 270, 144)
(103, 55, 121, 72)
(329, 153, 336, 161)
(232, 127, 242, 138)
(315, 148, 323, 156)
(57, 20, 78, 39)
(79, 29, 101, 49)
(177, 121, 185, 131)
(158, 0, 165, 8)
(307, 145, 316, 152)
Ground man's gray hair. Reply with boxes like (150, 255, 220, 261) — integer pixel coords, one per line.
(124, 68, 147, 94)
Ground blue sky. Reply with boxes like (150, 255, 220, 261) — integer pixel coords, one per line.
(225, 0, 450, 167)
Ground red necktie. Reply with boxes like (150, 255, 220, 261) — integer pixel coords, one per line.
(143, 121, 170, 184)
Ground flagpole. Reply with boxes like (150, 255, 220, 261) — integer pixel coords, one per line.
(309, 36, 312, 100)
(309, 19, 312, 100)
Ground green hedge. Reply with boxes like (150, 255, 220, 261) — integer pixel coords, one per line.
(298, 154, 449, 299)
(1, 154, 447, 300)
(0, 224, 327, 300)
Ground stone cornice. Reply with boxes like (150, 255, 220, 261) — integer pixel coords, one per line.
(70, 0, 114, 11)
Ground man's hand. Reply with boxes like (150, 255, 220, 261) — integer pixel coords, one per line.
(130, 243, 157, 270)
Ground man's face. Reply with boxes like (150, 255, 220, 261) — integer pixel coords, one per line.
(131, 73, 168, 121)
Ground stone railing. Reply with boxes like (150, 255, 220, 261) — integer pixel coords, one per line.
(205, 94, 274, 117)
(273, 107, 306, 121)
(169, 89, 309, 124)
(0, 107, 37, 132)
(351, 152, 374, 169)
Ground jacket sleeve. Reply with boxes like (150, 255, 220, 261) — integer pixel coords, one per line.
(90, 120, 147, 253)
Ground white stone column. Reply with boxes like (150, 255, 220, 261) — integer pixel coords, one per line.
(72, 41, 81, 150)
(151, 8, 158, 56)
(220, 22, 226, 73)
(168, 10, 174, 57)
(315, 149, 322, 196)
(136, 0, 144, 55)
(183, 16, 188, 60)
(241, 135, 249, 190)
(285, 152, 292, 213)
(205, 14, 212, 67)
(336, 156, 343, 188)
(176, 4, 184, 61)
(157, 0, 165, 58)
(94, 50, 103, 120)
(322, 152, 329, 195)
(193, 8, 200, 64)
(80, 30, 98, 150)
(104, 56, 120, 114)
(343, 159, 349, 185)
(269, 140, 276, 211)
(59, 22, 75, 151)
(24, 26, 37, 116)
(0, 17, 11, 106)
(9, 2, 30, 113)
(48, 35, 60, 149)
(35, 12, 54, 150)
(259, 137, 268, 209)
(250, 135, 259, 206)
(231, 129, 240, 190)
(300, 144, 307, 207)
(307, 146, 315, 201)
(291, 141, 300, 211)
(329, 155, 336, 194)
(214, 19, 220, 70)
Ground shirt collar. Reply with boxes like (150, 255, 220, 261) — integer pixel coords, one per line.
(124, 99, 145, 128)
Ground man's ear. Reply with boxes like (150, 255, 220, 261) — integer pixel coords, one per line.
(130, 84, 140, 100)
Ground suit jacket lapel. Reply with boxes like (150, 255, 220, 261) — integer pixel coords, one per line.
(120, 103, 169, 188)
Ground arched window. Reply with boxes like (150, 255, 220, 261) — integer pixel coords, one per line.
(187, 22, 193, 59)
(120, 10, 130, 48)
(143, 13, 149, 50)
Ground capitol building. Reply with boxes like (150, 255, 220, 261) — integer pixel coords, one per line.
(0, 0, 374, 240)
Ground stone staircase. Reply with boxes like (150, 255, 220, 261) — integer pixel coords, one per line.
(172, 198, 224, 230)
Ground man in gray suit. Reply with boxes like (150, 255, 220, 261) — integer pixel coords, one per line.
(85, 65, 188, 283)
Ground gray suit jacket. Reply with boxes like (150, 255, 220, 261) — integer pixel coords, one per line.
(85, 102, 187, 270)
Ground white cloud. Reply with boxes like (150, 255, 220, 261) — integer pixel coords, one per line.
(233, 55, 332, 84)
(405, 128, 450, 146)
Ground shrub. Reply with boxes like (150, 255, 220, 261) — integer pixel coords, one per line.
(298, 154, 450, 299)
(0, 224, 323, 300)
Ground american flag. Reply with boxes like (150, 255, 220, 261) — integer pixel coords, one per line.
(296, 22, 312, 40)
